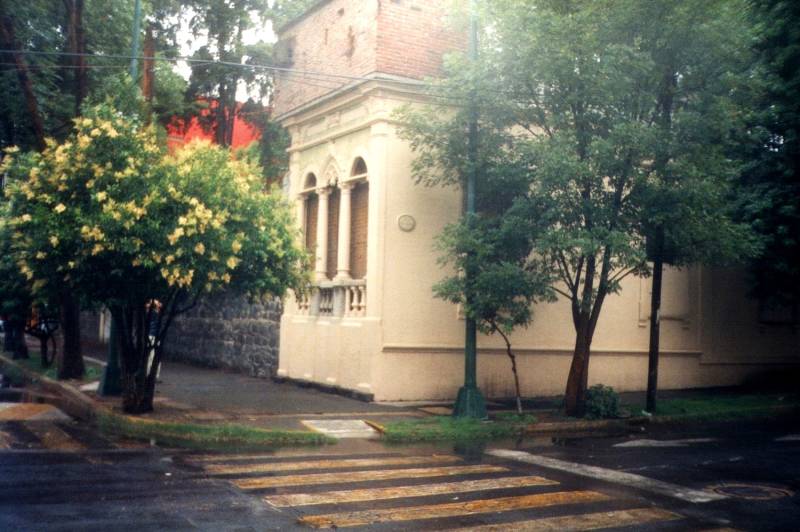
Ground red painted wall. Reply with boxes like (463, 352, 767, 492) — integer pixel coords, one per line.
(165, 100, 262, 152)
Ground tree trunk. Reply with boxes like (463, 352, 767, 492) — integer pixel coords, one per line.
(9, 320, 28, 360)
(116, 305, 157, 414)
(646, 227, 665, 413)
(58, 292, 84, 379)
(495, 326, 523, 414)
(0, 13, 46, 151)
(564, 321, 591, 417)
(141, 24, 155, 104)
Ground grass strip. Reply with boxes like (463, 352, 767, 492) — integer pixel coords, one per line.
(652, 393, 800, 418)
(96, 411, 335, 451)
(382, 414, 537, 443)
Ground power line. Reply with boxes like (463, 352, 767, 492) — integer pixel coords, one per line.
(0, 48, 437, 90)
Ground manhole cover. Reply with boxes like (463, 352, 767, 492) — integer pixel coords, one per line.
(709, 483, 794, 500)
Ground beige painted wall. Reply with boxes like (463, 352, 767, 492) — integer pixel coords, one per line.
(278, 83, 799, 402)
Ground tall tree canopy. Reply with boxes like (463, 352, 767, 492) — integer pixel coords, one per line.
(402, 0, 759, 416)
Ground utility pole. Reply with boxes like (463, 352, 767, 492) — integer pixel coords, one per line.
(453, 0, 487, 419)
(101, 0, 142, 396)
(129, 0, 142, 79)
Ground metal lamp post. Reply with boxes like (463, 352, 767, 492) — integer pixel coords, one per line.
(452, 0, 487, 419)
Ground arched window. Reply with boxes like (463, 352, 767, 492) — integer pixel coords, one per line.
(351, 157, 367, 177)
(303, 173, 318, 264)
(349, 158, 368, 279)
(326, 187, 340, 280)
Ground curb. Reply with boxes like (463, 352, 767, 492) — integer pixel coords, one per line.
(0, 354, 97, 421)
(521, 405, 800, 436)
(523, 416, 649, 435)
(0, 354, 332, 449)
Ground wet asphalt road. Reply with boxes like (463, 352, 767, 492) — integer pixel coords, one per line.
(0, 416, 798, 530)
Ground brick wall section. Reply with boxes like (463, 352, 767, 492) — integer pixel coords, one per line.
(274, 0, 467, 117)
(274, 0, 379, 117)
(163, 293, 282, 378)
(375, 0, 466, 80)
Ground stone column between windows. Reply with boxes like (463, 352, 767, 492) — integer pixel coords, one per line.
(315, 187, 331, 282)
(335, 181, 355, 280)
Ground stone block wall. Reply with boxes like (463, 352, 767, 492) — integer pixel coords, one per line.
(163, 293, 282, 378)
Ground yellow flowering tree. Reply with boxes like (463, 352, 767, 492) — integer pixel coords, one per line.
(4, 104, 307, 413)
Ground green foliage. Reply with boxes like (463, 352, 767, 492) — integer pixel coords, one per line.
(584, 384, 620, 420)
(268, 0, 320, 30)
(3, 103, 308, 412)
(738, 0, 800, 308)
(402, 0, 761, 416)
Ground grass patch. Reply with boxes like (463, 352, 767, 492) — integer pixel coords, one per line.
(653, 393, 800, 419)
(96, 412, 334, 451)
(382, 414, 537, 443)
(10, 351, 102, 383)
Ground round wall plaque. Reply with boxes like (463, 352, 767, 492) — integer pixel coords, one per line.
(397, 214, 416, 232)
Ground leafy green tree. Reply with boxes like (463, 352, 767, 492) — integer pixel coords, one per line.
(185, 0, 272, 146)
(404, 0, 761, 417)
(268, 0, 320, 30)
(3, 104, 307, 413)
(0, 196, 33, 360)
(738, 0, 800, 310)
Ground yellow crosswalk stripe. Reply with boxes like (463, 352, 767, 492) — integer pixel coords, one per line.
(265, 475, 558, 507)
(452, 507, 681, 531)
(299, 490, 611, 528)
(235, 464, 509, 490)
(23, 422, 85, 451)
(206, 454, 461, 475)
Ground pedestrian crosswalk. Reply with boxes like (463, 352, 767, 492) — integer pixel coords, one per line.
(185, 451, 698, 530)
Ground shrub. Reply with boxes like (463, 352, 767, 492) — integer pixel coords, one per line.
(585, 384, 620, 419)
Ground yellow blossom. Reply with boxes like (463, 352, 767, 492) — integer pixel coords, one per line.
(132, 258, 142, 267)
(96, 191, 107, 202)
(49, 236, 59, 247)
(81, 118, 92, 127)
(194, 242, 205, 255)
(167, 227, 184, 245)
(86, 179, 95, 189)
(222, 273, 231, 284)
(231, 240, 242, 253)
(35, 251, 47, 259)
(89, 128, 101, 137)
(226, 256, 239, 269)
(165, 255, 175, 265)
(91, 244, 104, 255)
(54, 203, 66, 214)
(20, 214, 32, 223)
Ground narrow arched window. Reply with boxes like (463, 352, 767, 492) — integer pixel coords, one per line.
(326, 187, 340, 280)
(303, 173, 318, 265)
(350, 158, 368, 279)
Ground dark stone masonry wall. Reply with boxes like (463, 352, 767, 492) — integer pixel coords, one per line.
(163, 293, 282, 378)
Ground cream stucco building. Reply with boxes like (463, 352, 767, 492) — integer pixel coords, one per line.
(274, 0, 798, 402)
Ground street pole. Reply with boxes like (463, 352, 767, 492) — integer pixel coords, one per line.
(129, 0, 142, 79)
(453, 0, 487, 419)
(100, 0, 141, 396)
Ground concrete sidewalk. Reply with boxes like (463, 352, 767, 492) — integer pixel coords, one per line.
(80, 356, 425, 432)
